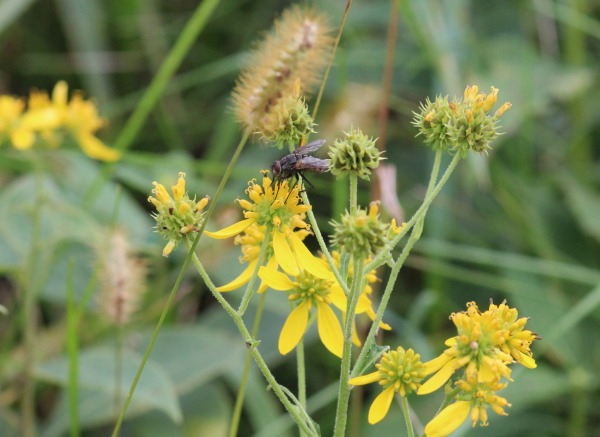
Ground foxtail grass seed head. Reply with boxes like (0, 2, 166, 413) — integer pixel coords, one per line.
(329, 128, 383, 180)
(232, 6, 332, 142)
(412, 85, 511, 157)
(148, 172, 210, 257)
(330, 201, 389, 259)
(97, 229, 148, 326)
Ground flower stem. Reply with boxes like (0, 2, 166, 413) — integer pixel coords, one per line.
(21, 158, 43, 437)
(66, 260, 80, 437)
(238, 231, 271, 315)
(187, 242, 316, 436)
(229, 292, 267, 437)
(365, 153, 460, 272)
(355, 152, 459, 374)
(333, 256, 365, 437)
(400, 396, 415, 437)
(297, 339, 307, 437)
(111, 130, 250, 436)
(349, 172, 358, 212)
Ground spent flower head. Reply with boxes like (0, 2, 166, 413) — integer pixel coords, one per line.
(232, 6, 332, 141)
(329, 127, 383, 180)
(349, 347, 425, 424)
(148, 172, 210, 257)
(330, 201, 392, 260)
(206, 172, 331, 281)
(412, 85, 511, 156)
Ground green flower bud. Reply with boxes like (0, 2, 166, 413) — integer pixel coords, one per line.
(411, 96, 454, 152)
(330, 202, 389, 259)
(258, 81, 316, 149)
(412, 85, 511, 156)
(329, 128, 383, 180)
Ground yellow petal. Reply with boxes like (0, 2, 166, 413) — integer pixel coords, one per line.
(258, 266, 294, 290)
(53, 81, 68, 107)
(205, 218, 254, 239)
(288, 232, 331, 279)
(418, 359, 457, 395)
(216, 261, 256, 292)
(258, 256, 278, 294)
(328, 285, 348, 312)
(356, 293, 372, 314)
(317, 301, 343, 358)
(368, 386, 396, 424)
(273, 231, 299, 276)
(279, 301, 309, 355)
(349, 371, 380, 386)
(519, 354, 537, 369)
(76, 132, 121, 162)
(422, 353, 453, 375)
(21, 107, 61, 131)
(10, 128, 35, 150)
(424, 401, 470, 437)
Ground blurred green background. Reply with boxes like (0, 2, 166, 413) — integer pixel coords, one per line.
(1, 0, 599, 436)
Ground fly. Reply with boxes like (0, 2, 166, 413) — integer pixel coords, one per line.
(271, 139, 329, 192)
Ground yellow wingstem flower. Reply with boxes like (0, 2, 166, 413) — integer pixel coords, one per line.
(424, 376, 511, 437)
(349, 347, 425, 424)
(258, 265, 345, 357)
(418, 301, 537, 395)
(206, 172, 332, 285)
(1, 81, 120, 161)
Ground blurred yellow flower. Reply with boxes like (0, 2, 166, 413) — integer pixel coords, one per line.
(0, 81, 120, 161)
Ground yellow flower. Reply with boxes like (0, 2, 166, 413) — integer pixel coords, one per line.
(206, 172, 331, 281)
(0, 96, 35, 149)
(148, 172, 209, 257)
(258, 265, 345, 357)
(418, 301, 536, 395)
(424, 377, 511, 437)
(19, 81, 120, 161)
(349, 347, 425, 424)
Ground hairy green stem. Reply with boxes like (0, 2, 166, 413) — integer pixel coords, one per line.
(355, 153, 459, 374)
(297, 340, 307, 437)
(401, 396, 415, 437)
(333, 257, 365, 437)
(238, 231, 271, 315)
(349, 172, 358, 212)
(365, 153, 460, 272)
(21, 159, 43, 437)
(66, 261, 79, 437)
(229, 293, 267, 437)
(187, 243, 316, 436)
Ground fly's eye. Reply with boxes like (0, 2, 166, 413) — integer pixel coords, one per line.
(272, 161, 281, 175)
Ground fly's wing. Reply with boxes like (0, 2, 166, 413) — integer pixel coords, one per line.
(295, 156, 330, 173)
(292, 139, 327, 156)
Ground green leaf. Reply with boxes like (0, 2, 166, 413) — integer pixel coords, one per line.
(36, 345, 182, 433)
(559, 174, 600, 244)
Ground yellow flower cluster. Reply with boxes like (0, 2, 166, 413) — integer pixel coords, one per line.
(0, 81, 120, 161)
(420, 301, 537, 437)
(148, 173, 210, 257)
